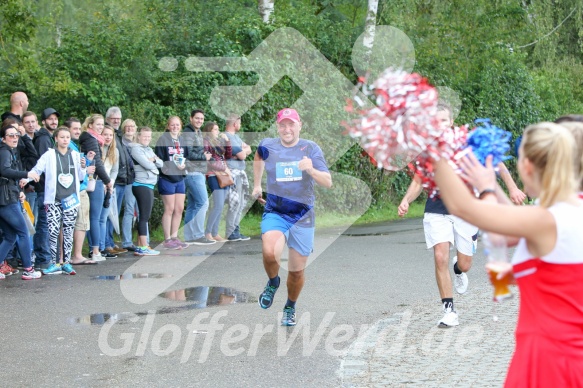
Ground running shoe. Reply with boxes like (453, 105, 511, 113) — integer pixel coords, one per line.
(281, 307, 297, 326)
(163, 239, 183, 250)
(42, 263, 63, 275)
(258, 281, 279, 309)
(61, 262, 77, 275)
(134, 246, 160, 256)
(452, 256, 469, 294)
(171, 238, 189, 249)
(438, 307, 459, 328)
(0, 262, 19, 276)
(22, 268, 42, 280)
(238, 234, 251, 241)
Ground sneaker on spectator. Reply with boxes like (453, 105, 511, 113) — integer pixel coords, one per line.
(42, 263, 63, 275)
(186, 237, 217, 246)
(227, 233, 242, 242)
(163, 239, 183, 250)
(21, 267, 41, 280)
(91, 252, 106, 262)
(101, 251, 118, 259)
(61, 262, 76, 275)
(238, 234, 251, 241)
(281, 307, 297, 326)
(171, 238, 189, 249)
(0, 261, 19, 276)
(107, 246, 128, 254)
(134, 246, 160, 256)
(212, 235, 227, 242)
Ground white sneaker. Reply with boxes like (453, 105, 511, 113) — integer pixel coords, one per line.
(438, 308, 459, 327)
(452, 256, 469, 294)
(92, 253, 107, 262)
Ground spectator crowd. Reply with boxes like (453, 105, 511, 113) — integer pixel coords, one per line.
(0, 91, 252, 279)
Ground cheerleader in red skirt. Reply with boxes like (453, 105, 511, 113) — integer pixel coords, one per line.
(433, 122, 583, 387)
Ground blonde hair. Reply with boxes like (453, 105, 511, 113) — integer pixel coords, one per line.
(82, 114, 105, 132)
(167, 116, 182, 131)
(558, 122, 583, 191)
(101, 126, 118, 165)
(121, 119, 136, 142)
(521, 122, 577, 207)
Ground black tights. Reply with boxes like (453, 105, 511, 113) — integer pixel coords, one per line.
(132, 185, 154, 237)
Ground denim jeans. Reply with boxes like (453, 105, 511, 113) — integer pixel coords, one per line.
(33, 192, 51, 267)
(121, 184, 148, 247)
(0, 202, 33, 268)
(184, 173, 209, 241)
(105, 184, 126, 248)
(98, 193, 110, 251)
(205, 175, 227, 236)
(87, 180, 105, 249)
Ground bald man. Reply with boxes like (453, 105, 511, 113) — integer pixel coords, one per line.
(1, 91, 29, 123)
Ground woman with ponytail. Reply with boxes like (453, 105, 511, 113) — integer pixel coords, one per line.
(433, 122, 583, 387)
(79, 114, 113, 261)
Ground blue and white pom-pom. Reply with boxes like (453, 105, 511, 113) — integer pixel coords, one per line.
(465, 118, 512, 166)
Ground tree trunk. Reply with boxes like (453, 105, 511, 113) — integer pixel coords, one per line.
(362, 0, 379, 54)
(258, 0, 275, 23)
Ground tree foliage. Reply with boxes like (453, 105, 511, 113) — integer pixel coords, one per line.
(1, 0, 582, 210)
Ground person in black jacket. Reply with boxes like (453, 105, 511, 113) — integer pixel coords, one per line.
(155, 116, 188, 250)
(32, 107, 60, 270)
(0, 120, 41, 280)
(79, 114, 113, 261)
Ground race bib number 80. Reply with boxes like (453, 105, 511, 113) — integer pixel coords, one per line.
(276, 161, 302, 182)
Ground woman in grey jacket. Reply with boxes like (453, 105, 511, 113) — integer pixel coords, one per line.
(130, 127, 163, 256)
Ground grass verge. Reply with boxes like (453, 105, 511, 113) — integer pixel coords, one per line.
(143, 202, 426, 244)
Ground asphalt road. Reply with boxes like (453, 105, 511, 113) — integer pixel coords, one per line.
(0, 218, 515, 387)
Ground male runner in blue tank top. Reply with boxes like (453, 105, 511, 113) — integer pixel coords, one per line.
(253, 108, 332, 326)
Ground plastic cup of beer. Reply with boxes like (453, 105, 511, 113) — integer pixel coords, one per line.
(486, 261, 513, 302)
(483, 232, 513, 302)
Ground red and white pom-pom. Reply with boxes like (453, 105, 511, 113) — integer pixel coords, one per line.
(409, 125, 469, 197)
(345, 68, 441, 171)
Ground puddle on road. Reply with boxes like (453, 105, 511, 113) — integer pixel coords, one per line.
(90, 273, 172, 280)
(68, 286, 257, 326)
(159, 286, 255, 307)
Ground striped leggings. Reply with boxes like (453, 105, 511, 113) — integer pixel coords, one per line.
(47, 203, 78, 265)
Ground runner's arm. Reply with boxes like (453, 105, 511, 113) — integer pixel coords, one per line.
(252, 151, 266, 203)
(498, 162, 526, 205)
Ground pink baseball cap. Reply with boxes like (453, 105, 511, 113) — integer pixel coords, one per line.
(276, 108, 301, 123)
